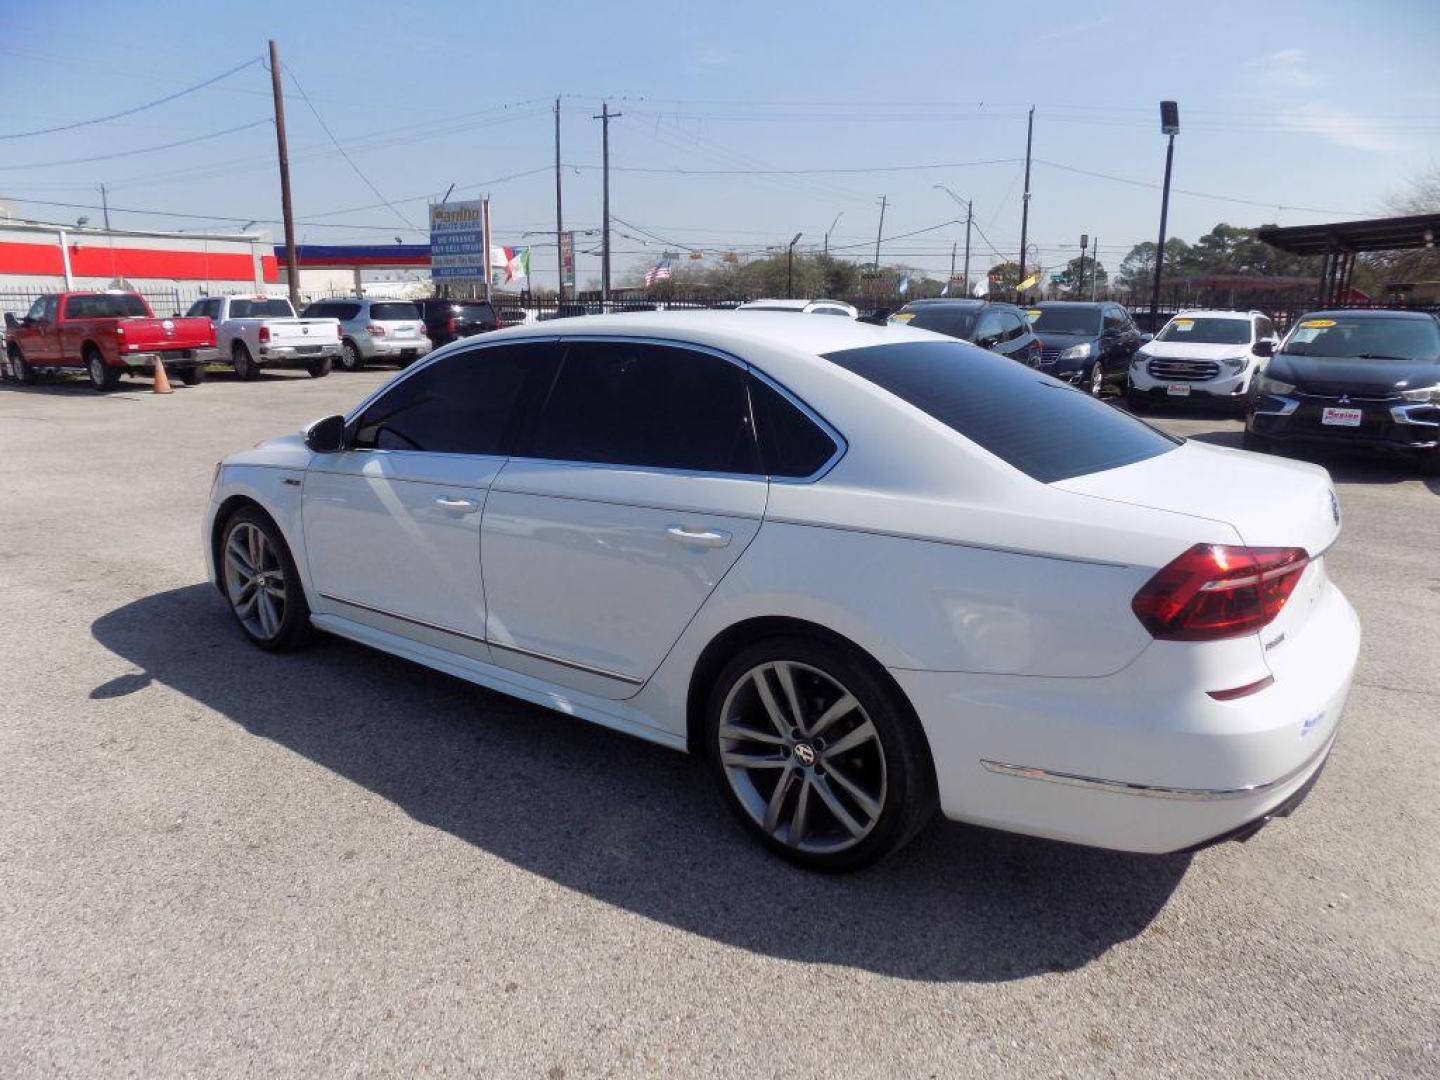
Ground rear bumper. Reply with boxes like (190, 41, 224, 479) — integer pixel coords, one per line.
(117, 349, 205, 368)
(359, 337, 432, 359)
(893, 581, 1360, 854)
(1249, 395, 1440, 453)
(257, 344, 341, 365)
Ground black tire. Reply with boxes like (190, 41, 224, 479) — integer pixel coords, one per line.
(85, 345, 119, 391)
(9, 345, 37, 386)
(306, 355, 332, 378)
(1126, 389, 1148, 413)
(1419, 450, 1440, 478)
(180, 365, 206, 386)
(339, 340, 364, 371)
(1086, 363, 1105, 397)
(704, 635, 937, 872)
(232, 342, 259, 381)
(218, 507, 313, 652)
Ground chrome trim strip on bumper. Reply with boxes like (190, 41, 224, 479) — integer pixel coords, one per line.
(318, 591, 644, 685)
(980, 733, 1336, 802)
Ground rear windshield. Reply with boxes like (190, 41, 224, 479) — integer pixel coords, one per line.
(369, 302, 420, 321)
(454, 303, 494, 319)
(229, 298, 294, 319)
(890, 307, 976, 340)
(824, 340, 1178, 483)
(1155, 316, 1251, 345)
(1281, 315, 1440, 362)
(1027, 307, 1101, 336)
(65, 294, 148, 319)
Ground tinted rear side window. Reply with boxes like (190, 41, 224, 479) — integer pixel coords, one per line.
(526, 341, 759, 473)
(824, 340, 1178, 482)
(748, 375, 839, 478)
(352, 343, 543, 454)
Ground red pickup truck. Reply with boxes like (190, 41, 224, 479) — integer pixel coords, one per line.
(4, 291, 216, 391)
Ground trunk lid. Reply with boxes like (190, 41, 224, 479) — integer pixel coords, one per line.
(1053, 439, 1340, 556)
(262, 318, 339, 347)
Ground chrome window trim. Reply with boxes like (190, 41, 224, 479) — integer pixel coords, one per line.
(319, 591, 644, 685)
(981, 732, 1336, 802)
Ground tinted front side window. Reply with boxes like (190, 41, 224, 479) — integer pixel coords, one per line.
(526, 341, 759, 473)
(748, 375, 838, 478)
(824, 340, 1178, 483)
(352, 344, 541, 454)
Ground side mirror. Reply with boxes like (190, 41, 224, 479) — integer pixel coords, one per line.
(1253, 340, 1275, 358)
(304, 414, 346, 454)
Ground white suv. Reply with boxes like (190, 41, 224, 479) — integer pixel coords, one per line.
(1127, 310, 1280, 413)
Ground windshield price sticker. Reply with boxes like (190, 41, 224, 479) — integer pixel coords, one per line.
(1299, 319, 1337, 329)
(890, 312, 915, 322)
(1173, 319, 1194, 331)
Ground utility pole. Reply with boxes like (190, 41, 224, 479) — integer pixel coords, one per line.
(1091, 235, 1100, 300)
(873, 194, 887, 268)
(1078, 234, 1088, 298)
(949, 242, 957, 284)
(594, 101, 620, 305)
(824, 210, 843, 258)
(268, 39, 300, 310)
(1017, 105, 1034, 300)
(98, 183, 111, 230)
(554, 97, 564, 300)
(786, 232, 803, 299)
(963, 199, 972, 296)
(1150, 101, 1180, 322)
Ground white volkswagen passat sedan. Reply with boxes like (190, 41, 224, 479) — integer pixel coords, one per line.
(205, 313, 1360, 871)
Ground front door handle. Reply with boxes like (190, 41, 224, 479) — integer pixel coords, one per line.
(666, 525, 732, 548)
(434, 496, 479, 514)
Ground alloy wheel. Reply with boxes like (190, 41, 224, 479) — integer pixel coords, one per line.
(718, 661, 887, 854)
(89, 355, 106, 388)
(1089, 364, 1104, 397)
(223, 522, 288, 640)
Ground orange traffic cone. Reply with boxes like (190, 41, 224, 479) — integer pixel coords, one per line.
(152, 355, 174, 395)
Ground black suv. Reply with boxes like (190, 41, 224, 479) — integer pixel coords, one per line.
(1028, 301, 1144, 396)
(889, 299, 1041, 365)
(1245, 309, 1440, 475)
(414, 298, 500, 347)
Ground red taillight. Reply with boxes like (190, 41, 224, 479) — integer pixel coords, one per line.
(446, 316, 457, 334)
(258, 326, 271, 343)
(334, 324, 342, 338)
(1132, 544, 1309, 641)
(366, 322, 386, 336)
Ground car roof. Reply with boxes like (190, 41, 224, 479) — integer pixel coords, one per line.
(1169, 310, 1254, 320)
(1299, 308, 1439, 321)
(1033, 301, 1106, 309)
(903, 298, 985, 309)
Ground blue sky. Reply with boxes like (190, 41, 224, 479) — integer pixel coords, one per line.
(1, 0, 1436, 288)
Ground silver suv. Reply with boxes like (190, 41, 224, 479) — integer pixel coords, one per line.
(300, 298, 432, 370)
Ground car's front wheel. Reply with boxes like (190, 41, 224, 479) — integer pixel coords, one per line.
(220, 508, 312, 651)
(339, 341, 364, 371)
(8, 345, 37, 386)
(1087, 363, 1105, 397)
(705, 637, 936, 872)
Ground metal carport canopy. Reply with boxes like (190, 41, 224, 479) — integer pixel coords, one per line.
(1257, 213, 1440, 255)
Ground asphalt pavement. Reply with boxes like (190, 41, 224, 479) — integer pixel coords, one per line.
(1, 366, 1436, 1078)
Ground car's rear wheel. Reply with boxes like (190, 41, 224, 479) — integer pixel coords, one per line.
(306, 355, 332, 378)
(339, 341, 364, 371)
(232, 342, 259, 381)
(85, 346, 119, 391)
(180, 365, 206, 386)
(9, 345, 37, 386)
(220, 508, 312, 651)
(705, 636, 936, 872)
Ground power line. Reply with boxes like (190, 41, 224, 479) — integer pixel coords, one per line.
(282, 63, 417, 231)
(0, 195, 424, 234)
(0, 56, 263, 140)
(0, 119, 273, 171)
(576, 157, 1020, 177)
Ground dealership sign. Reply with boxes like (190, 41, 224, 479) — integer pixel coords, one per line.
(429, 200, 485, 283)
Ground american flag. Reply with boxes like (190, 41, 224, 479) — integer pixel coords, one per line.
(644, 254, 674, 287)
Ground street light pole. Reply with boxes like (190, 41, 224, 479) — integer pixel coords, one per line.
(786, 232, 803, 299)
(824, 211, 843, 257)
(1150, 101, 1180, 323)
(1017, 105, 1034, 300)
(873, 195, 887, 269)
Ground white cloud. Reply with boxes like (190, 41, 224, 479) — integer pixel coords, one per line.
(1261, 48, 1322, 90)
(1286, 101, 1397, 152)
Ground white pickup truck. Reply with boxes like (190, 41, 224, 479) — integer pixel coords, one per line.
(186, 295, 342, 380)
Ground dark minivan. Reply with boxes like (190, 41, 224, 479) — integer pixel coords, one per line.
(1245, 309, 1440, 475)
(888, 299, 1041, 366)
(1027, 301, 1144, 396)
(414, 298, 500, 347)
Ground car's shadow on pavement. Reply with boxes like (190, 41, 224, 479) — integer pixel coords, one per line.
(92, 584, 1191, 983)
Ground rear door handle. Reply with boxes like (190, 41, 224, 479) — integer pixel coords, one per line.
(666, 525, 732, 548)
(434, 496, 479, 514)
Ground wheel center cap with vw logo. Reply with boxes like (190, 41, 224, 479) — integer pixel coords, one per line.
(793, 742, 817, 766)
